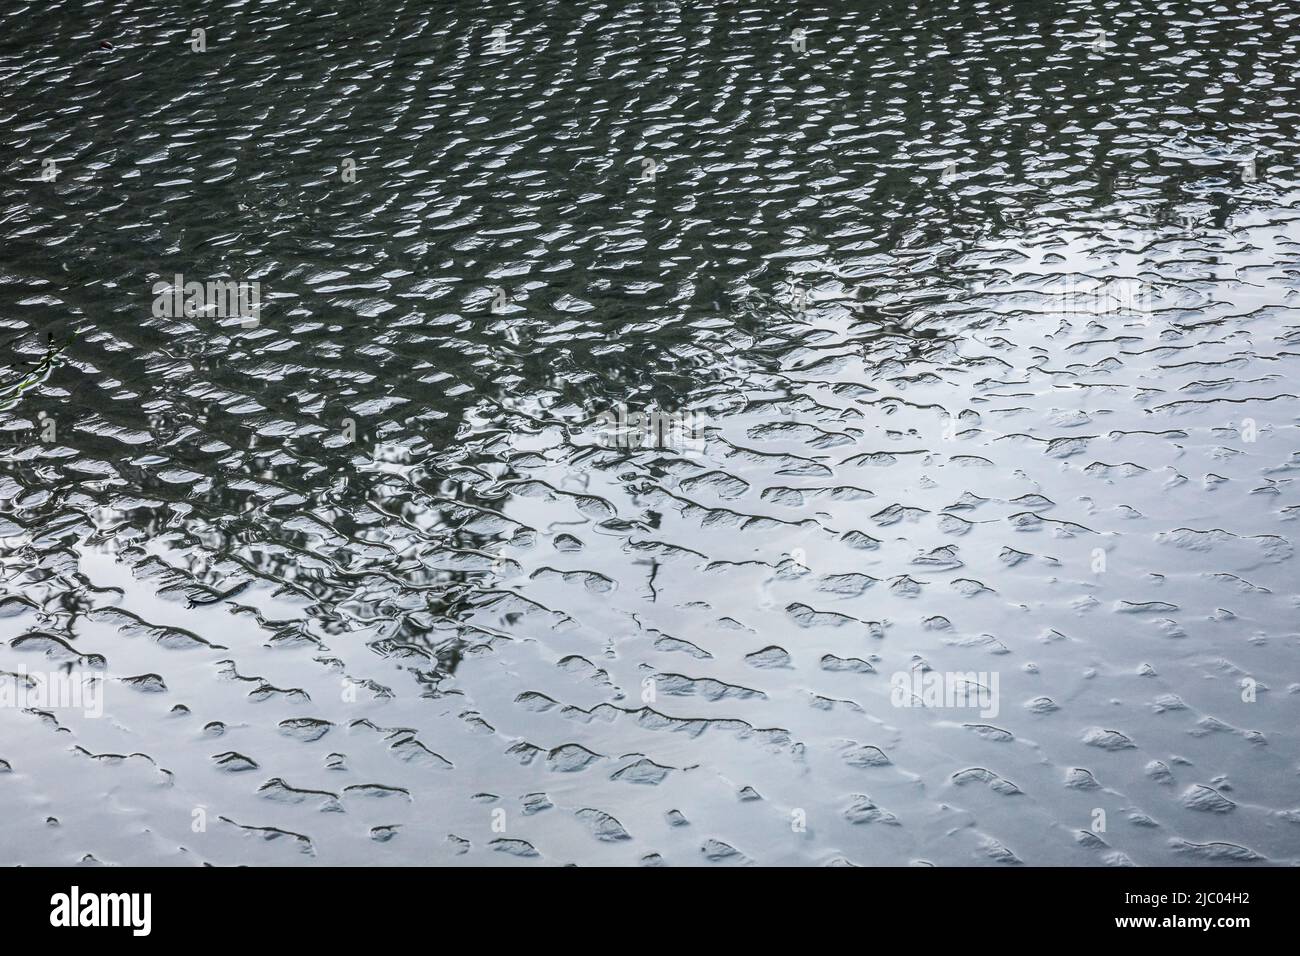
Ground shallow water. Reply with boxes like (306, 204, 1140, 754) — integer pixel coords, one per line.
(2, 0, 1299, 866)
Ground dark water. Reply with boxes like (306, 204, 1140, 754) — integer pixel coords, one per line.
(2, 0, 1299, 865)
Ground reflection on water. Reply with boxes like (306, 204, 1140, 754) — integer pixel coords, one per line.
(2, 0, 1299, 865)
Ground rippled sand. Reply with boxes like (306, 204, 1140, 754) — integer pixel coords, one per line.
(2, 0, 1299, 865)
